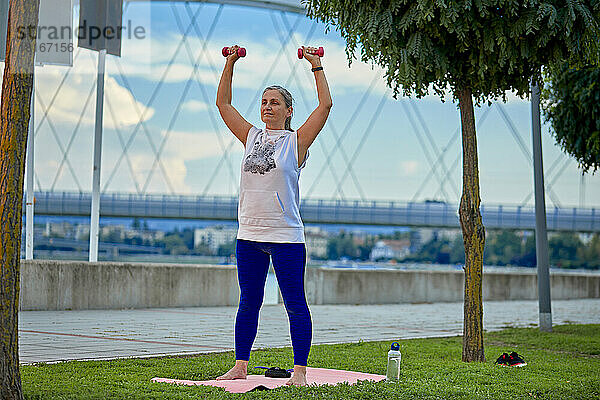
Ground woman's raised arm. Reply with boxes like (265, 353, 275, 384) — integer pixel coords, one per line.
(296, 47, 333, 165)
(216, 45, 252, 146)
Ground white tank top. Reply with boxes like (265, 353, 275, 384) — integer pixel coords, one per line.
(237, 126, 309, 243)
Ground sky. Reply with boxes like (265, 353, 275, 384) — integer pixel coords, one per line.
(3, 0, 599, 209)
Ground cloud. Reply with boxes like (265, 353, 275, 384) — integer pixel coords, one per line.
(112, 31, 390, 96)
(502, 90, 529, 104)
(400, 160, 419, 176)
(182, 99, 209, 112)
(162, 128, 238, 159)
(0, 52, 155, 130)
(105, 26, 525, 105)
(36, 70, 155, 129)
(115, 129, 243, 193)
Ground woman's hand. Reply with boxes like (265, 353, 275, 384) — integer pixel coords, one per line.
(301, 46, 321, 67)
(225, 45, 242, 64)
(217, 44, 252, 146)
(296, 46, 331, 168)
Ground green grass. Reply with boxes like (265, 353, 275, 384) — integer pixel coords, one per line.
(21, 324, 600, 399)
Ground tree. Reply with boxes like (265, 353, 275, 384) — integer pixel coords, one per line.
(511, 233, 537, 267)
(217, 240, 236, 257)
(1, 0, 40, 398)
(449, 235, 466, 265)
(484, 230, 522, 265)
(409, 235, 450, 263)
(327, 231, 358, 260)
(131, 217, 141, 230)
(162, 233, 189, 255)
(180, 228, 195, 250)
(583, 233, 600, 268)
(357, 235, 376, 260)
(548, 232, 584, 268)
(303, 0, 600, 362)
(541, 63, 600, 173)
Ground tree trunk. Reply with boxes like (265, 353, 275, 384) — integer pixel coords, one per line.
(456, 87, 486, 362)
(1, 1, 40, 399)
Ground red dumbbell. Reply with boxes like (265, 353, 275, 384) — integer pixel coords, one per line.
(298, 46, 324, 59)
(222, 46, 246, 57)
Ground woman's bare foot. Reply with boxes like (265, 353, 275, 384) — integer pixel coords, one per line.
(285, 365, 307, 386)
(216, 360, 248, 380)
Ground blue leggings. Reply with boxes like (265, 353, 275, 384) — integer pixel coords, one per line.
(234, 239, 312, 366)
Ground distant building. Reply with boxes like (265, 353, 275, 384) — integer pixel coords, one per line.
(370, 239, 411, 261)
(411, 228, 462, 251)
(194, 226, 237, 253)
(124, 229, 165, 243)
(44, 221, 73, 238)
(100, 224, 126, 241)
(74, 224, 90, 241)
(578, 232, 594, 245)
(73, 223, 163, 243)
(305, 226, 329, 259)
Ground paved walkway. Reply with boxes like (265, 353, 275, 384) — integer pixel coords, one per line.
(18, 299, 600, 364)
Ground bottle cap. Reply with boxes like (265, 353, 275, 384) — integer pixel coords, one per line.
(390, 342, 400, 351)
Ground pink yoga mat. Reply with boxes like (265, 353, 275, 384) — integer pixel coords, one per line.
(152, 367, 386, 393)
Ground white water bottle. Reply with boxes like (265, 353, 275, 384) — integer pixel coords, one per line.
(386, 342, 401, 382)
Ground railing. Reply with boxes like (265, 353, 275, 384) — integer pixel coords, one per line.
(25, 191, 600, 232)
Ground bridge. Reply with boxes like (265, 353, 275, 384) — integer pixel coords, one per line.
(27, 191, 600, 232)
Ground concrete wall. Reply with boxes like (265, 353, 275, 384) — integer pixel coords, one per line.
(19, 260, 600, 310)
(20, 260, 239, 311)
(305, 268, 600, 305)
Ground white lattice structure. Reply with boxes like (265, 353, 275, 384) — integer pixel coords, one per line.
(4, 0, 598, 208)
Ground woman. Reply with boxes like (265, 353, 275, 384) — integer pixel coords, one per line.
(214, 45, 332, 386)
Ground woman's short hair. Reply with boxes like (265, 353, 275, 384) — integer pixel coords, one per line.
(263, 85, 294, 131)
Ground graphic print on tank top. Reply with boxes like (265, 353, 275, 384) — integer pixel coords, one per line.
(243, 131, 283, 175)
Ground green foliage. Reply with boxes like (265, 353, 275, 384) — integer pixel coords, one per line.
(131, 218, 142, 230)
(583, 233, 600, 268)
(180, 228, 195, 250)
(326, 231, 360, 259)
(325, 231, 404, 261)
(405, 230, 599, 269)
(217, 240, 236, 257)
(450, 235, 467, 264)
(19, 324, 600, 399)
(99, 229, 123, 243)
(489, 323, 600, 355)
(548, 231, 587, 268)
(541, 63, 600, 173)
(302, 0, 600, 102)
(357, 235, 377, 259)
(155, 228, 199, 255)
(549, 232, 583, 260)
(484, 230, 524, 265)
(161, 233, 189, 255)
(406, 235, 454, 263)
(511, 233, 537, 266)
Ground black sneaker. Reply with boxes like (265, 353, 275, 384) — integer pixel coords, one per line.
(507, 351, 527, 367)
(495, 353, 509, 366)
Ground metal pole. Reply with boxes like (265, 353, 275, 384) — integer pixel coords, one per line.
(531, 78, 552, 332)
(579, 172, 585, 208)
(25, 73, 35, 259)
(89, 49, 107, 262)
